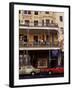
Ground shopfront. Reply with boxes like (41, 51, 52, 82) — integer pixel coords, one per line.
(19, 49, 63, 69)
(28, 50, 49, 68)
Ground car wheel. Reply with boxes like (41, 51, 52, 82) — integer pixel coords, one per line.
(31, 72, 35, 76)
(48, 71, 52, 75)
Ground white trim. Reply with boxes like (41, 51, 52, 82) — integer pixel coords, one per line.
(19, 47, 60, 50)
(19, 26, 58, 30)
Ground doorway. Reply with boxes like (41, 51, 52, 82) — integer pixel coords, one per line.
(34, 35, 38, 42)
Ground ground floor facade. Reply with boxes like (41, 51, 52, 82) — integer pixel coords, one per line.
(19, 49, 64, 69)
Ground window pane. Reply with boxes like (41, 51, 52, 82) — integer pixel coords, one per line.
(19, 34, 23, 40)
(24, 36, 27, 42)
(19, 10, 21, 14)
(19, 20, 20, 24)
(46, 19, 50, 26)
(42, 20, 44, 26)
(34, 11, 38, 15)
(24, 10, 27, 14)
(60, 16, 63, 22)
(51, 20, 53, 24)
(45, 11, 49, 14)
(34, 20, 38, 26)
(28, 11, 31, 14)
(60, 27, 64, 34)
(25, 20, 29, 26)
(34, 36, 38, 42)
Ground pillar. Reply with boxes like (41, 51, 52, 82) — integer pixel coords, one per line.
(58, 50, 61, 66)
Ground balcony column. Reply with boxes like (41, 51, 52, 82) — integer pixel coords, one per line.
(48, 31, 50, 47)
(58, 28, 61, 47)
(49, 31, 52, 47)
(44, 31, 46, 46)
(23, 50, 31, 65)
(38, 30, 40, 47)
(57, 31, 59, 46)
(58, 50, 61, 66)
(27, 29, 29, 47)
(49, 50, 51, 68)
(52, 31, 54, 46)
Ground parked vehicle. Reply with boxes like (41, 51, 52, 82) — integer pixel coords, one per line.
(39, 67, 64, 75)
(19, 65, 40, 76)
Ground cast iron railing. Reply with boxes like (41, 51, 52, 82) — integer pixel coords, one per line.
(19, 40, 59, 47)
(19, 23, 58, 27)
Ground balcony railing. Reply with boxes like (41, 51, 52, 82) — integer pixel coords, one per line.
(19, 23, 58, 27)
(19, 40, 59, 48)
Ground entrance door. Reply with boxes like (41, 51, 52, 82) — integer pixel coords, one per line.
(34, 35, 38, 42)
(37, 58, 48, 68)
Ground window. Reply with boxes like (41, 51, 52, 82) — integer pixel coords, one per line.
(28, 11, 31, 14)
(51, 20, 53, 24)
(24, 10, 31, 14)
(25, 20, 29, 26)
(42, 20, 44, 26)
(61, 30, 64, 34)
(19, 10, 21, 14)
(19, 20, 20, 24)
(60, 16, 63, 22)
(46, 19, 50, 26)
(24, 10, 27, 14)
(24, 36, 27, 42)
(19, 34, 23, 40)
(46, 35, 49, 41)
(60, 27, 63, 29)
(34, 20, 38, 26)
(34, 36, 38, 42)
(54, 32, 58, 41)
(19, 20, 23, 24)
(34, 11, 38, 15)
(60, 27, 64, 34)
(45, 11, 49, 14)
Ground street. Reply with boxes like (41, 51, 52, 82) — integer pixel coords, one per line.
(19, 73, 64, 79)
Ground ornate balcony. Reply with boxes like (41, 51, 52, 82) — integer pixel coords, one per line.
(20, 23, 58, 27)
(19, 40, 59, 48)
(19, 23, 58, 30)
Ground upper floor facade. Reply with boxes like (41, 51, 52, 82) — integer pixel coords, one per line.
(19, 10, 64, 50)
(19, 10, 64, 30)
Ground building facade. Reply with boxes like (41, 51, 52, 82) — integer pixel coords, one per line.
(19, 10, 64, 69)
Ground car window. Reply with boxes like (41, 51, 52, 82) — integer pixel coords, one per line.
(27, 66, 33, 68)
(22, 67, 25, 69)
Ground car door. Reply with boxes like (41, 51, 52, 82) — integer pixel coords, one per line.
(25, 66, 33, 74)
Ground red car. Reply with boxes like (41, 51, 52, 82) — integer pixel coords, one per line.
(39, 67, 64, 74)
